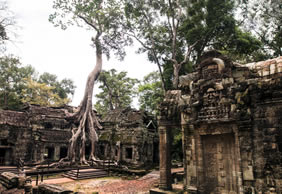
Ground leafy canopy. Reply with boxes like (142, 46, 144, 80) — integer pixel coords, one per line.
(38, 72, 76, 100)
(243, 0, 282, 57)
(94, 69, 139, 114)
(181, 0, 265, 63)
(0, 55, 34, 109)
(0, 55, 76, 109)
(21, 77, 70, 107)
(138, 71, 164, 116)
(124, 0, 194, 89)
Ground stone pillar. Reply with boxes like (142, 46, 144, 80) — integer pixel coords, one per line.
(159, 125, 172, 190)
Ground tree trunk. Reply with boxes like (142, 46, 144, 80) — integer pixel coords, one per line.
(173, 63, 181, 89)
(67, 37, 102, 164)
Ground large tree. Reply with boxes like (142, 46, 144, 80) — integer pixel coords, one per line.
(124, 0, 198, 90)
(0, 55, 34, 109)
(182, 0, 265, 63)
(124, 0, 266, 90)
(95, 69, 138, 114)
(21, 77, 70, 107)
(38, 72, 76, 100)
(50, 0, 132, 163)
(0, 55, 76, 109)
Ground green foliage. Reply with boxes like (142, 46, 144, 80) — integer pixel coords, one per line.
(182, 0, 266, 63)
(21, 77, 70, 107)
(38, 72, 76, 99)
(123, 0, 267, 89)
(124, 0, 194, 89)
(94, 69, 139, 114)
(0, 55, 75, 109)
(138, 71, 164, 116)
(0, 55, 35, 109)
(171, 127, 183, 161)
(244, 0, 282, 57)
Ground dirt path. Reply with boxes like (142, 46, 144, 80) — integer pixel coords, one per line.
(58, 171, 160, 194)
(32, 177, 74, 186)
(98, 171, 160, 194)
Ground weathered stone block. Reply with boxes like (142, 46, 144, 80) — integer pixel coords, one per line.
(38, 184, 73, 194)
(0, 172, 19, 189)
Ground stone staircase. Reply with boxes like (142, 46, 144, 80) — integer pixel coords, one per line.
(63, 168, 108, 180)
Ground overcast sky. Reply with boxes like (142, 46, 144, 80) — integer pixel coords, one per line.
(5, 0, 157, 106)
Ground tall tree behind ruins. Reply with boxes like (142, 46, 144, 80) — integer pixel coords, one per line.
(50, 0, 132, 163)
(0, 55, 76, 109)
(94, 69, 139, 115)
(123, 0, 266, 90)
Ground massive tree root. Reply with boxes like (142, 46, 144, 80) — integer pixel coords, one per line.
(64, 38, 103, 165)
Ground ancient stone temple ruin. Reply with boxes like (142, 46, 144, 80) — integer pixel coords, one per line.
(97, 107, 159, 167)
(0, 104, 73, 165)
(0, 104, 158, 168)
(158, 51, 282, 193)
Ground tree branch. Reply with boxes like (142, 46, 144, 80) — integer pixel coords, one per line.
(168, 0, 177, 61)
(77, 15, 100, 33)
(180, 40, 199, 66)
(125, 31, 152, 50)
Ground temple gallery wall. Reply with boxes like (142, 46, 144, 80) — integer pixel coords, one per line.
(0, 105, 158, 167)
(158, 51, 282, 194)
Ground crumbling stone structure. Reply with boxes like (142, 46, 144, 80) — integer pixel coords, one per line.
(97, 107, 159, 167)
(159, 51, 282, 193)
(0, 172, 32, 193)
(0, 104, 73, 165)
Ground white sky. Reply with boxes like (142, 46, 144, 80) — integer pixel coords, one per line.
(5, 0, 157, 106)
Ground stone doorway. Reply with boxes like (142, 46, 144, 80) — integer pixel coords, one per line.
(201, 133, 238, 194)
(0, 148, 12, 165)
(125, 147, 133, 159)
(0, 148, 5, 165)
(153, 142, 159, 163)
(45, 147, 55, 160)
(60, 147, 68, 159)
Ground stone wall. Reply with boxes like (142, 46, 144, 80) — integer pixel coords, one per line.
(0, 104, 72, 165)
(97, 108, 159, 167)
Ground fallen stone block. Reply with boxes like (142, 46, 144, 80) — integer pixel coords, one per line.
(38, 184, 73, 194)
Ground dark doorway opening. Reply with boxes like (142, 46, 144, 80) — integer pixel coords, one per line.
(115, 147, 118, 156)
(60, 147, 68, 159)
(125, 147, 133, 159)
(46, 147, 55, 160)
(0, 149, 5, 165)
(85, 145, 91, 159)
(153, 142, 159, 163)
(100, 145, 105, 156)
